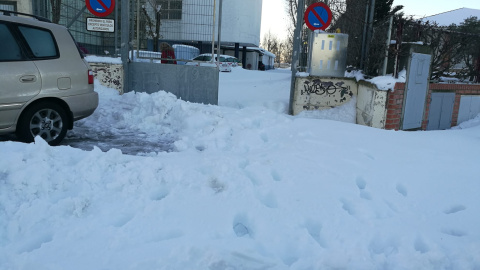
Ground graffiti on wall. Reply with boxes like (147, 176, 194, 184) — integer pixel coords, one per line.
(292, 76, 357, 115)
(90, 63, 124, 94)
(301, 79, 353, 102)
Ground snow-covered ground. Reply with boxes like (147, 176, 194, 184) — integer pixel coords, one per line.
(1, 67, 479, 270)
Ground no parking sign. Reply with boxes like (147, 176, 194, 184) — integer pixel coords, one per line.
(86, 0, 115, 17)
(304, 2, 332, 31)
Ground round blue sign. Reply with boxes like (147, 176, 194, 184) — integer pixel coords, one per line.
(86, 0, 115, 17)
(304, 2, 332, 31)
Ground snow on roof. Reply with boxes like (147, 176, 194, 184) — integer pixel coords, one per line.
(423, 8, 480, 26)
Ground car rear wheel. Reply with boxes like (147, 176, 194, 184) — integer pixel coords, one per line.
(17, 102, 69, 146)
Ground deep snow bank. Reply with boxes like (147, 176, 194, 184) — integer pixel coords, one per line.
(1, 69, 480, 270)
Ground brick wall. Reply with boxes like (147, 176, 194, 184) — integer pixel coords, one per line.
(385, 83, 405, 130)
(385, 83, 480, 130)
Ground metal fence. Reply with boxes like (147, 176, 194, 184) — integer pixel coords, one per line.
(31, 0, 117, 55)
(31, 0, 217, 60)
(132, 0, 216, 62)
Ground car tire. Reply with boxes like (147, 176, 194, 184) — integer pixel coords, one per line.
(16, 102, 69, 146)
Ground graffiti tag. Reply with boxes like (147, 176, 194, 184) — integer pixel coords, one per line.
(301, 79, 353, 102)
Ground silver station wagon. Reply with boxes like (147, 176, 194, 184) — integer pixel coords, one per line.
(0, 10, 98, 145)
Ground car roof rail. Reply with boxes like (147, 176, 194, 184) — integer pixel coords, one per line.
(0, 9, 52, 23)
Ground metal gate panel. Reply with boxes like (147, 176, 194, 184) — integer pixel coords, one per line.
(402, 53, 431, 130)
(427, 92, 455, 130)
(128, 63, 219, 105)
(458, 95, 480, 124)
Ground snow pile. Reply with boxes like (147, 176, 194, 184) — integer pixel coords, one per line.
(85, 55, 121, 64)
(452, 113, 480, 130)
(1, 66, 480, 270)
(366, 69, 407, 90)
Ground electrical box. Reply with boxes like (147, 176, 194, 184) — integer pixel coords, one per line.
(308, 32, 348, 77)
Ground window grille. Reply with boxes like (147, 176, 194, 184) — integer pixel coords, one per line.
(0, 1, 16, 11)
(158, 0, 182, 20)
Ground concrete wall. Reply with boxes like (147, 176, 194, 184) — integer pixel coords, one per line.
(356, 81, 388, 129)
(128, 63, 219, 105)
(89, 62, 124, 94)
(87, 61, 218, 105)
(292, 76, 357, 115)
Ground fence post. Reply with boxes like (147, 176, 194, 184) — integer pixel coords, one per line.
(217, 0, 223, 58)
(288, 0, 305, 115)
(121, 0, 130, 92)
(382, 15, 394, 75)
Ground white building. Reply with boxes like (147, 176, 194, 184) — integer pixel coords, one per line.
(156, 0, 270, 69)
(158, 0, 262, 47)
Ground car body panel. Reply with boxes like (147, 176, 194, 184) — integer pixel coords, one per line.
(0, 12, 98, 140)
(62, 91, 99, 121)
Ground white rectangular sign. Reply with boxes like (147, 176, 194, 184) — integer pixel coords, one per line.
(87, 18, 114, 33)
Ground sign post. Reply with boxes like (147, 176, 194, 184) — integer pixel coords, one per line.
(304, 2, 332, 31)
(86, 0, 115, 17)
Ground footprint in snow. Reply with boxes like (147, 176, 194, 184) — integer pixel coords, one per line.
(443, 205, 466, 214)
(396, 183, 408, 197)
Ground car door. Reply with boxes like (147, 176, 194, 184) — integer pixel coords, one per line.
(0, 21, 41, 129)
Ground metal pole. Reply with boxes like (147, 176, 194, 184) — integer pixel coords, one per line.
(136, 0, 140, 58)
(115, 0, 118, 56)
(121, 0, 130, 93)
(288, 0, 305, 115)
(360, 3, 369, 70)
(217, 0, 223, 67)
(211, 0, 217, 62)
(382, 15, 394, 75)
(363, 0, 376, 72)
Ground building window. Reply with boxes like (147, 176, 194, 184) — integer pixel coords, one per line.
(0, 1, 17, 11)
(158, 0, 182, 20)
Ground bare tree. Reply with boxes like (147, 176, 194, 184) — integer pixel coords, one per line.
(280, 38, 293, 64)
(456, 17, 480, 82)
(142, 0, 162, 51)
(262, 30, 280, 60)
(400, 17, 480, 81)
(50, 0, 62, 23)
(284, 0, 402, 75)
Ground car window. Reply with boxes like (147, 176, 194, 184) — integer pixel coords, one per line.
(0, 23, 23, 61)
(219, 56, 226, 62)
(18, 25, 58, 59)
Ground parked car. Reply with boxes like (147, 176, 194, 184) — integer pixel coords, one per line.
(223, 55, 241, 67)
(186, 54, 232, 72)
(0, 10, 98, 145)
(173, 44, 199, 65)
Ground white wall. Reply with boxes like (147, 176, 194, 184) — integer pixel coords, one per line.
(160, 0, 262, 47)
(220, 0, 262, 46)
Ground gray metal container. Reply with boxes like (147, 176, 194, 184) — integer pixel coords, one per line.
(308, 32, 348, 77)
